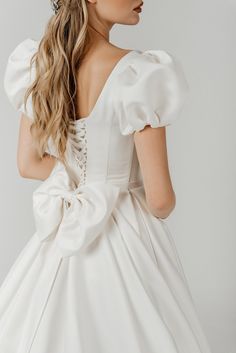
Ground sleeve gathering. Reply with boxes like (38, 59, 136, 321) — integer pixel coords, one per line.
(113, 49, 190, 135)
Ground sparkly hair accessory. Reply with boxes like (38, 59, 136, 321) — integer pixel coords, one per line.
(51, 0, 61, 14)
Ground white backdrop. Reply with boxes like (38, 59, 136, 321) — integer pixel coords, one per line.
(0, 1, 235, 352)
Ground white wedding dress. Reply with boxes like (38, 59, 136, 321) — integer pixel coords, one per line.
(0, 38, 212, 353)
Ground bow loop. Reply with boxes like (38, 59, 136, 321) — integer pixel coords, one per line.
(33, 161, 122, 258)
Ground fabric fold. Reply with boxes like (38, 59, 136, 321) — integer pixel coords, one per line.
(33, 161, 121, 258)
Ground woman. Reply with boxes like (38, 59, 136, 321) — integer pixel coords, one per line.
(0, 0, 212, 352)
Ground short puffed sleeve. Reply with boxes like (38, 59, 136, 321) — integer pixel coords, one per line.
(113, 49, 190, 135)
(3, 38, 39, 121)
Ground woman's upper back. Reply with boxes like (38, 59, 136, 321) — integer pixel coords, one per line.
(75, 45, 134, 120)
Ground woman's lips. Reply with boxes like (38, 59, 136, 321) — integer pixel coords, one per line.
(133, 2, 143, 13)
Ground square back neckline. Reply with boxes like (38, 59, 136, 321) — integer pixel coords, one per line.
(72, 49, 139, 125)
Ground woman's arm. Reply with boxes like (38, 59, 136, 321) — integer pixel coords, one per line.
(134, 125, 176, 219)
(17, 114, 57, 181)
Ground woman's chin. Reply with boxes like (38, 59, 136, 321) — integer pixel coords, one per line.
(129, 11, 141, 23)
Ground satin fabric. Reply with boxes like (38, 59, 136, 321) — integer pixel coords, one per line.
(0, 38, 213, 353)
(0, 161, 212, 353)
(33, 160, 123, 258)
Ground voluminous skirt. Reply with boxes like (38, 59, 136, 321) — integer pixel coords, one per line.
(0, 164, 212, 353)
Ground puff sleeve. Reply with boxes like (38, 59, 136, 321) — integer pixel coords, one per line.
(3, 38, 39, 121)
(114, 49, 190, 135)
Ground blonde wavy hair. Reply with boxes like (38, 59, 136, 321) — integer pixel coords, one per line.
(24, 0, 91, 164)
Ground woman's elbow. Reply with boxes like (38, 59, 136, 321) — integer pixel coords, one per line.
(147, 193, 176, 219)
(17, 156, 32, 178)
(17, 163, 29, 178)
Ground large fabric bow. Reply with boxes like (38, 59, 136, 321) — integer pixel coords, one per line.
(32, 161, 121, 258)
